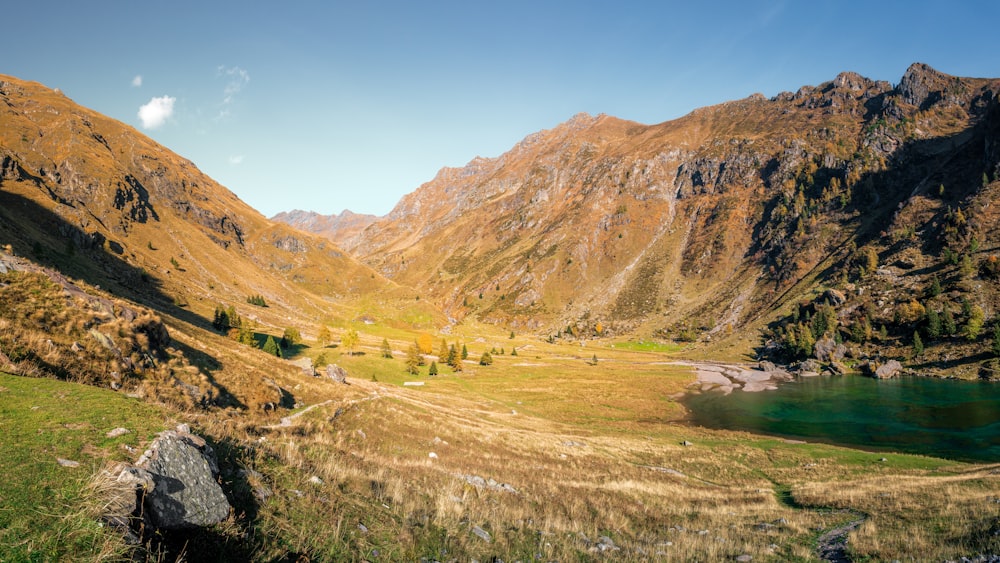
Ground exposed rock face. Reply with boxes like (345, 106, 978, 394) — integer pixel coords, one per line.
(136, 428, 231, 529)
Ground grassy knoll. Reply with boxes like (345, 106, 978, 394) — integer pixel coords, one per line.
(0, 373, 169, 561)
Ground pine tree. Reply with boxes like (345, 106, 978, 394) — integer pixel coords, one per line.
(912, 331, 924, 357)
(929, 275, 942, 297)
(461, 344, 468, 360)
(942, 307, 956, 335)
(447, 344, 458, 367)
(438, 339, 450, 363)
(964, 305, 985, 341)
(405, 344, 421, 375)
(511, 347, 518, 357)
(509, 330, 515, 339)
(992, 324, 1000, 357)
(926, 309, 941, 339)
(263, 335, 281, 357)
(428, 361, 438, 376)
(479, 351, 493, 365)
(380, 338, 393, 359)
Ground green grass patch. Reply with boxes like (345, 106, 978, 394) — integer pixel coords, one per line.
(610, 339, 684, 353)
(0, 373, 168, 561)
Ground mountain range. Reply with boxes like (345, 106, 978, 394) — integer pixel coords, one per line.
(276, 63, 1000, 369)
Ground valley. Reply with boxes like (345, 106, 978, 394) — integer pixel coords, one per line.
(1, 62, 1000, 561)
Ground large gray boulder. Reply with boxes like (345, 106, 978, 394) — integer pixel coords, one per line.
(136, 427, 231, 529)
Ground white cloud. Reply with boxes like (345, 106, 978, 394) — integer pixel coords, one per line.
(217, 65, 249, 105)
(137, 95, 176, 129)
(131, 75, 143, 87)
(228, 155, 245, 165)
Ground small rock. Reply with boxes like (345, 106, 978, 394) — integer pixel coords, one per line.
(358, 523, 368, 533)
(357, 429, 366, 439)
(681, 440, 693, 447)
(472, 525, 492, 543)
(106, 427, 130, 438)
(736, 555, 753, 562)
(57, 458, 80, 468)
(428, 452, 438, 459)
(325, 364, 348, 384)
(309, 476, 324, 486)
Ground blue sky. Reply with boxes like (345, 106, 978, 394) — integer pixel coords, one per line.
(3, 1, 999, 217)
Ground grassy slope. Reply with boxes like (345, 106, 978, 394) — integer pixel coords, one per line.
(0, 373, 170, 561)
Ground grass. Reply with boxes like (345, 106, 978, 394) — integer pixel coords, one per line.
(0, 372, 169, 561)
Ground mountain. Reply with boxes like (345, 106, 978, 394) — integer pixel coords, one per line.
(0, 75, 435, 336)
(338, 63, 1000, 363)
(271, 209, 378, 249)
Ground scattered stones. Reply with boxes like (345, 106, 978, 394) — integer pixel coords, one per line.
(593, 536, 619, 553)
(106, 427, 130, 438)
(309, 476, 324, 486)
(460, 474, 519, 494)
(471, 525, 492, 543)
(57, 457, 80, 467)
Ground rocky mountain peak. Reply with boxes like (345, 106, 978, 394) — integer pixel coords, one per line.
(897, 62, 951, 108)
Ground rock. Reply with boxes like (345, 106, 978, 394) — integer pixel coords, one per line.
(874, 360, 903, 379)
(106, 427, 130, 438)
(57, 457, 80, 467)
(595, 536, 619, 552)
(309, 476, 324, 486)
(428, 452, 438, 459)
(325, 364, 348, 384)
(736, 555, 753, 562)
(358, 523, 368, 533)
(137, 429, 231, 529)
(814, 336, 846, 362)
(681, 440, 693, 447)
(822, 288, 847, 306)
(472, 525, 492, 543)
(758, 360, 777, 372)
(829, 361, 848, 375)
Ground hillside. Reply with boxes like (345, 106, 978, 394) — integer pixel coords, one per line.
(0, 75, 444, 339)
(326, 63, 1000, 369)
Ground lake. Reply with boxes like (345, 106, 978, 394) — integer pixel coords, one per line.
(682, 374, 1000, 462)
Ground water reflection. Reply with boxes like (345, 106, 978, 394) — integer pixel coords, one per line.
(682, 375, 1000, 462)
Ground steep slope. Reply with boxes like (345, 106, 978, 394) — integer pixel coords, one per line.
(271, 208, 378, 249)
(0, 75, 437, 334)
(345, 64, 1000, 349)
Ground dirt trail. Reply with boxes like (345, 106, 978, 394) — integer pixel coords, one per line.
(816, 513, 867, 563)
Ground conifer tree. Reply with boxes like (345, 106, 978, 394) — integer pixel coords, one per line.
(926, 309, 941, 339)
(380, 338, 393, 359)
(429, 361, 438, 376)
(263, 335, 281, 357)
(447, 344, 458, 367)
(912, 331, 924, 357)
(461, 344, 468, 360)
(942, 307, 957, 335)
(438, 339, 450, 363)
(479, 351, 493, 365)
(511, 347, 518, 357)
(992, 324, 1000, 357)
(405, 344, 421, 375)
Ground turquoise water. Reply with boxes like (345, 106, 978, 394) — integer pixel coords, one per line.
(681, 375, 1000, 462)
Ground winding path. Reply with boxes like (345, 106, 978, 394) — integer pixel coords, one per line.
(816, 512, 867, 563)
